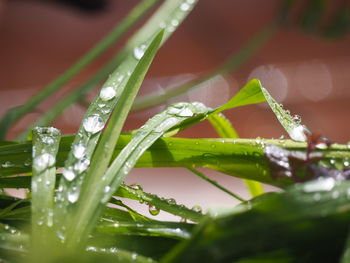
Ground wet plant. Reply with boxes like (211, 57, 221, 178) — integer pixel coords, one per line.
(1, 1, 350, 262)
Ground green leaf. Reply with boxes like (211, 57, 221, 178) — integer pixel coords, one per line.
(261, 87, 309, 142)
(161, 179, 350, 263)
(30, 127, 61, 259)
(96, 220, 193, 240)
(117, 184, 203, 222)
(62, 30, 164, 250)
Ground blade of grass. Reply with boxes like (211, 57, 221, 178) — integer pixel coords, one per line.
(30, 127, 61, 261)
(261, 87, 310, 142)
(0, 0, 160, 140)
(132, 24, 276, 111)
(96, 220, 193, 240)
(187, 167, 245, 202)
(161, 179, 350, 263)
(208, 113, 264, 197)
(1, 136, 350, 187)
(110, 198, 153, 222)
(65, 99, 213, 249)
(62, 30, 164, 250)
(117, 184, 203, 222)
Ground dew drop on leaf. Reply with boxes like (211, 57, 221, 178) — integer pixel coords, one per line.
(63, 168, 76, 181)
(192, 205, 202, 213)
(67, 187, 79, 203)
(180, 2, 190, 11)
(73, 143, 86, 159)
(166, 198, 176, 205)
(133, 44, 147, 60)
(74, 159, 90, 173)
(148, 205, 160, 216)
(33, 153, 55, 172)
(99, 86, 117, 101)
(83, 114, 105, 134)
(289, 125, 307, 142)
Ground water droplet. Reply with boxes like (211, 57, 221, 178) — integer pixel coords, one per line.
(332, 191, 340, 199)
(42, 137, 54, 144)
(33, 153, 55, 172)
(63, 168, 76, 181)
(178, 107, 193, 117)
(73, 143, 86, 159)
(133, 44, 147, 60)
(192, 205, 202, 213)
(180, 2, 190, 11)
(104, 185, 111, 193)
(303, 177, 335, 192)
(131, 253, 138, 260)
(2, 161, 13, 168)
(159, 21, 166, 29)
(316, 143, 327, 149)
(24, 159, 31, 167)
(166, 198, 176, 205)
(74, 159, 90, 173)
(289, 125, 307, 142)
(313, 193, 321, 201)
(344, 160, 349, 167)
(171, 19, 179, 27)
(67, 187, 79, 203)
(130, 184, 143, 192)
(83, 114, 105, 134)
(148, 205, 160, 216)
(187, 0, 195, 4)
(211, 144, 216, 148)
(100, 86, 116, 101)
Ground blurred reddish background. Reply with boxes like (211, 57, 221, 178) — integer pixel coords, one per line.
(1, 0, 349, 218)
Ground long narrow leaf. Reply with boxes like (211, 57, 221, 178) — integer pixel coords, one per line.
(31, 127, 61, 260)
(63, 30, 164, 249)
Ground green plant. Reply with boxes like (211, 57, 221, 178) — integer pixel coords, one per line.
(1, 1, 350, 262)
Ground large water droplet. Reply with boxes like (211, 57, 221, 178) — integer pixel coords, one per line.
(63, 168, 76, 181)
(100, 86, 116, 101)
(289, 125, 307, 142)
(83, 114, 105, 134)
(73, 143, 86, 159)
(148, 205, 160, 216)
(33, 153, 55, 172)
(133, 44, 147, 60)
